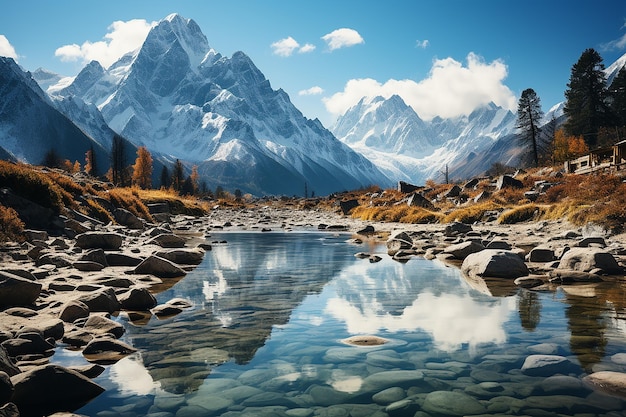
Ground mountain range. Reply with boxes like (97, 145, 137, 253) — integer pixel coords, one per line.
(1, 13, 625, 195)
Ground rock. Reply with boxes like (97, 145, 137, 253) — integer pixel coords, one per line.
(473, 190, 491, 203)
(527, 247, 555, 262)
(357, 225, 375, 235)
(23, 229, 48, 242)
(339, 199, 359, 215)
(485, 240, 512, 250)
(462, 249, 529, 279)
(463, 178, 479, 189)
(83, 315, 125, 338)
(0, 346, 19, 377)
(514, 275, 546, 288)
(2, 332, 55, 357)
(372, 387, 405, 405)
(496, 175, 524, 190)
(147, 233, 186, 248)
(444, 222, 472, 236)
(360, 370, 424, 392)
(548, 269, 603, 283)
(72, 261, 105, 272)
(407, 192, 434, 209)
(118, 288, 157, 311)
(422, 391, 487, 416)
(147, 202, 169, 214)
(11, 364, 104, 416)
(443, 185, 461, 198)
(59, 300, 90, 323)
(79, 248, 108, 267)
(35, 253, 73, 268)
(521, 354, 578, 377)
(576, 236, 606, 248)
(155, 248, 205, 265)
(536, 375, 591, 396)
(151, 304, 183, 318)
(69, 363, 105, 379)
(82, 338, 137, 364)
(583, 371, 626, 399)
(114, 208, 144, 229)
(0, 371, 13, 407)
(558, 247, 623, 275)
(444, 241, 485, 260)
(77, 287, 121, 313)
(386, 232, 413, 256)
(134, 255, 187, 278)
(369, 255, 382, 263)
(0, 271, 42, 307)
(398, 181, 422, 194)
(75, 232, 124, 250)
(105, 252, 142, 267)
(0, 402, 19, 417)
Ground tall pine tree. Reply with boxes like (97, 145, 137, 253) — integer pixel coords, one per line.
(563, 48, 612, 149)
(609, 65, 626, 128)
(516, 88, 544, 167)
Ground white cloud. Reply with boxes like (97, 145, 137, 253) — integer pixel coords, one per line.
(321, 28, 364, 51)
(0, 35, 18, 61)
(415, 39, 429, 49)
(602, 32, 626, 51)
(324, 52, 517, 121)
(271, 36, 300, 57)
(55, 19, 155, 68)
(299, 43, 316, 53)
(299, 86, 324, 96)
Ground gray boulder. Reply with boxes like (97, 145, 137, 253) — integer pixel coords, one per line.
(0, 346, 19, 377)
(339, 199, 359, 215)
(10, 364, 104, 416)
(461, 249, 529, 279)
(558, 247, 623, 275)
(583, 371, 626, 398)
(521, 354, 579, 377)
(59, 300, 90, 323)
(75, 232, 123, 250)
(444, 241, 485, 260)
(386, 232, 413, 256)
(119, 288, 157, 311)
(155, 248, 205, 265)
(407, 192, 434, 209)
(82, 338, 137, 364)
(83, 315, 125, 338)
(496, 175, 523, 190)
(77, 287, 121, 313)
(114, 208, 144, 229)
(105, 252, 142, 267)
(79, 248, 108, 267)
(134, 255, 187, 278)
(527, 247, 555, 263)
(147, 233, 186, 248)
(0, 271, 41, 307)
(0, 371, 13, 407)
(444, 222, 472, 237)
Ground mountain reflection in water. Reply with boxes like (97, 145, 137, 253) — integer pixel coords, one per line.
(67, 232, 626, 417)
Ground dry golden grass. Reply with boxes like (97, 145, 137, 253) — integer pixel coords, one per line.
(0, 161, 67, 214)
(443, 201, 501, 224)
(498, 204, 546, 224)
(134, 188, 210, 216)
(100, 188, 154, 222)
(0, 204, 24, 242)
(351, 204, 443, 224)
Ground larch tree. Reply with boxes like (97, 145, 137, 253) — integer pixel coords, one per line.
(516, 88, 544, 167)
(85, 146, 97, 176)
(132, 146, 153, 189)
(171, 159, 185, 192)
(190, 165, 199, 195)
(563, 48, 612, 149)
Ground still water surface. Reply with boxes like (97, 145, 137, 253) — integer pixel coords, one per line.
(57, 232, 626, 416)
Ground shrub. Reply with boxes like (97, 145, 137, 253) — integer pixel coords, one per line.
(498, 204, 545, 224)
(443, 202, 500, 224)
(0, 161, 65, 214)
(0, 204, 24, 242)
(103, 188, 153, 222)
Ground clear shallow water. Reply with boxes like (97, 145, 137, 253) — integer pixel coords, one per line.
(55, 232, 626, 416)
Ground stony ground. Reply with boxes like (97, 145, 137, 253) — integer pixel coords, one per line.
(2, 204, 626, 415)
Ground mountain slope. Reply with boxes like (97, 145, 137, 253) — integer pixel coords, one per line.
(47, 14, 390, 196)
(0, 57, 110, 170)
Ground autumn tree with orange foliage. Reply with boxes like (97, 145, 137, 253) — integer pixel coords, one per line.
(85, 146, 97, 176)
(553, 128, 589, 163)
(132, 146, 153, 189)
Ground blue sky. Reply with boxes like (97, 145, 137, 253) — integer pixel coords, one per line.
(1, 0, 626, 127)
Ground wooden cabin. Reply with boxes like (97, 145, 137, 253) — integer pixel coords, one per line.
(564, 140, 626, 174)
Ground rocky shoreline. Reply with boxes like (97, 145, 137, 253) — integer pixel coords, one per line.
(1, 204, 626, 415)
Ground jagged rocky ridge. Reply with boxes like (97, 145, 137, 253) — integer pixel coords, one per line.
(39, 14, 390, 196)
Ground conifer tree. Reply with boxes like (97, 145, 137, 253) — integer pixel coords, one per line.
(85, 145, 97, 176)
(132, 146, 153, 189)
(609, 65, 626, 127)
(190, 165, 199, 195)
(160, 165, 170, 189)
(516, 88, 543, 167)
(563, 48, 612, 149)
(110, 134, 128, 186)
(171, 159, 185, 192)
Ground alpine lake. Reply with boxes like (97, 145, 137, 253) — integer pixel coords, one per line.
(54, 231, 626, 417)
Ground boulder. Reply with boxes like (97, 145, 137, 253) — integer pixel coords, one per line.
(339, 199, 359, 215)
(398, 181, 422, 194)
(527, 247, 555, 263)
(114, 208, 144, 229)
(83, 315, 125, 338)
(10, 364, 104, 416)
(134, 255, 187, 278)
(462, 249, 529, 279)
(83, 338, 137, 364)
(59, 300, 90, 323)
(521, 354, 579, 377)
(463, 178, 479, 190)
(583, 371, 626, 399)
(558, 247, 623, 275)
(443, 185, 462, 198)
(105, 252, 142, 267)
(496, 175, 524, 190)
(444, 222, 472, 237)
(0, 346, 20, 377)
(356, 225, 375, 236)
(79, 248, 108, 267)
(155, 248, 205, 265)
(77, 287, 121, 313)
(147, 233, 186, 248)
(444, 241, 485, 260)
(407, 192, 434, 209)
(386, 232, 413, 256)
(0, 402, 19, 417)
(118, 288, 157, 311)
(75, 232, 123, 250)
(548, 269, 603, 283)
(73, 261, 105, 272)
(0, 371, 13, 407)
(1, 332, 55, 357)
(0, 271, 42, 307)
